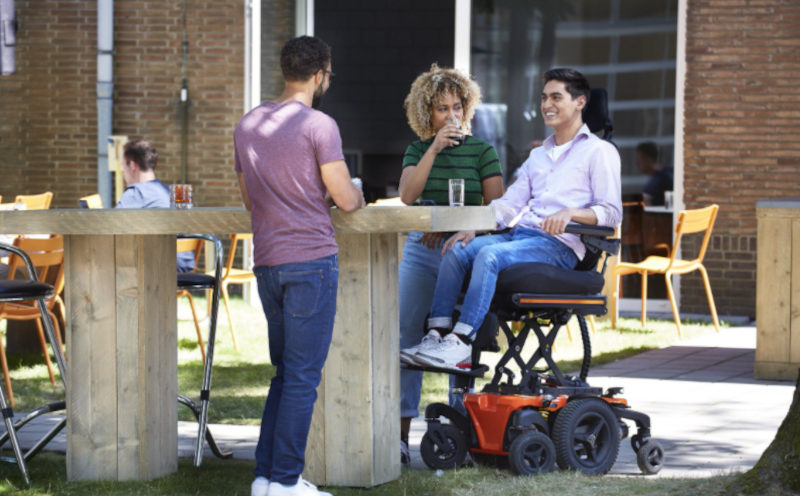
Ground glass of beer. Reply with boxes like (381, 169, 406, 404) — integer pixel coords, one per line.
(170, 184, 193, 209)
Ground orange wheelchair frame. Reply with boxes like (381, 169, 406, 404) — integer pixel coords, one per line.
(411, 225, 665, 476)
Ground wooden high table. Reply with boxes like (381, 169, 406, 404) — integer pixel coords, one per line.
(0, 206, 495, 485)
(755, 197, 800, 380)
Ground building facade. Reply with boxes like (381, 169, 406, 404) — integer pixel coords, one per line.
(1, 0, 798, 319)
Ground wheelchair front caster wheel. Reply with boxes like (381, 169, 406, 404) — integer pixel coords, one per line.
(508, 431, 556, 475)
(420, 424, 467, 470)
(636, 439, 665, 475)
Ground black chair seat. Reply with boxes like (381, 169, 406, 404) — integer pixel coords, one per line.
(496, 262, 604, 295)
(0, 280, 55, 301)
(177, 273, 216, 290)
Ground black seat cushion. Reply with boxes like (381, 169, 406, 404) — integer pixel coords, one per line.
(0, 280, 55, 301)
(177, 273, 216, 290)
(496, 262, 604, 296)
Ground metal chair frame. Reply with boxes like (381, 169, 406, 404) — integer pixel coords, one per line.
(0, 241, 67, 485)
(175, 233, 232, 466)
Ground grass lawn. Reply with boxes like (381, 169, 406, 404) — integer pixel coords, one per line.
(0, 295, 753, 495)
(0, 453, 747, 496)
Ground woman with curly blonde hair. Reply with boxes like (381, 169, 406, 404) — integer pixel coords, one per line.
(397, 64, 503, 464)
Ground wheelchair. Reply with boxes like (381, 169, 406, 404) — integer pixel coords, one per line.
(407, 224, 665, 476)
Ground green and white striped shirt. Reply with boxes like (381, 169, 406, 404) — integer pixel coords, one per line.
(402, 136, 502, 205)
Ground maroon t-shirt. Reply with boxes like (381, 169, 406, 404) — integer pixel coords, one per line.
(234, 100, 345, 266)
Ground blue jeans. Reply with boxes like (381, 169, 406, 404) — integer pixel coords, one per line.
(429, 228, 578, 336)
(399, 233, 463, 418)
(253, 254, 338, 485)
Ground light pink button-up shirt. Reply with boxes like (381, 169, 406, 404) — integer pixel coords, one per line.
(491, 124, 622, 260)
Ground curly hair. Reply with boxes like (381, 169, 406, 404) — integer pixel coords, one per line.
(404, 64, 482, 140)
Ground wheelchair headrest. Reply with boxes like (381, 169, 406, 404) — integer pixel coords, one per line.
(582, 88, 614, 142)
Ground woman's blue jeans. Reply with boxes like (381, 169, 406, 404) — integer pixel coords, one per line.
(399, 232, 462, 418)
(253, 254, 338, 485)
(429, 227, 578, 336)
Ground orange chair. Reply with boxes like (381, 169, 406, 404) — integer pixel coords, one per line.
(0, 235, 65, 406)
(177, 237, 209, 362)
(79, 193, 103, 209)
(216, 233, 256, 351)
(611, 204, 720, 337)
(14, 192, 53, 210)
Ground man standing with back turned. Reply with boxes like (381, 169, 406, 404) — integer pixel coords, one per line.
(234, 36, 364, 496)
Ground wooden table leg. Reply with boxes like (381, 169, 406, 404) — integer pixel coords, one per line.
(65, 234, 177, 481)
(304, 232, 400, 487)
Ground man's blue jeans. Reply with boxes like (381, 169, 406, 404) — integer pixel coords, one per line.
(253, 254, 338, 485)
(429, 228, 578, 336)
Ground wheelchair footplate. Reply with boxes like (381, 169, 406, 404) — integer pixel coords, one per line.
(401, 362, 489, 378)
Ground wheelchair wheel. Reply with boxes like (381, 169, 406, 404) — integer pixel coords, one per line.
(420, 424, 467, 470)
(636, 439, 665, 475)
(552, 398, 620, 475)
(508, 431, 556, 475)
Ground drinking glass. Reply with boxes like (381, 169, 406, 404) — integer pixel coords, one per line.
(447, 117, 464, 147)
(448, 178, 464, 207)
(170, 184, 193, 209)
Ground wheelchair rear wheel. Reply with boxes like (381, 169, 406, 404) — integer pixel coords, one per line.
(420, 424, 467, 470)
(552, 398, 620, 475)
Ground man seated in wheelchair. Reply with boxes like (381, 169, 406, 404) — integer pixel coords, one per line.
(402, 68, 621, 371)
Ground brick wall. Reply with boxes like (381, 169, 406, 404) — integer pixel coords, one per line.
(0, 2, 97, 205)
(682, 0, 800, 318)
(0, 0, 259, 208)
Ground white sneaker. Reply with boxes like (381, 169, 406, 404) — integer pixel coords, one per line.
(413, 333, 472, 371)
(400, 329, 442, 365)
(269, 476, 332, 496)
(251, 476, 270, 496)
(400, 439, 410, 465)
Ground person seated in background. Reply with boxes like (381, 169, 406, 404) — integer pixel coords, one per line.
(116, 139, 194, 272)
(635, 141, 673, 206)
(402, 68, 621, 371)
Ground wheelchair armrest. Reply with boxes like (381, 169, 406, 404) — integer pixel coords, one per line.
(565, 224, 620, 261)
(564, 224, 615, 237)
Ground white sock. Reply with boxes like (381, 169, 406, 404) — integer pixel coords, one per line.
(452, 322, 473, 339)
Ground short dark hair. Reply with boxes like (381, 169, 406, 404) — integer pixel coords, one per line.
(280, 36, 332, 82)
(543, 68, 590, 102)
(123, 140, 158, 172)
(636, 141, 659, 161)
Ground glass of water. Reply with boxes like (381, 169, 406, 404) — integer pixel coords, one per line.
(448, 178, 464, 207)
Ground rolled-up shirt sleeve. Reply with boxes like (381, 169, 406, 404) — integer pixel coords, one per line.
(586, 142, 622, 228)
